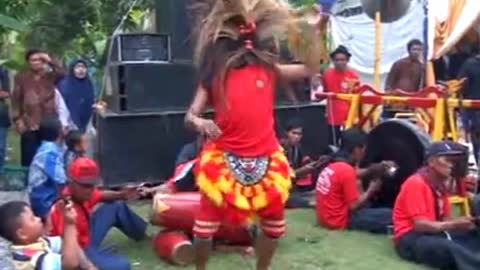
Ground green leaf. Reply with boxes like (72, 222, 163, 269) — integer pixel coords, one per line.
(0, 14, 27, 31)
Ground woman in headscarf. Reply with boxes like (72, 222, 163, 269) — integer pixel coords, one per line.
(58, 59, 95, 132)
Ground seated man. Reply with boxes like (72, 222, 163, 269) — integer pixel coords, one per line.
(49, 158, 147, 270)
(281, 118, 329, 208)
(0, 201, 96, 270)
(28, 117, 67, 220)
(394, 142, 480, 270)
(316, 128, 393, 234)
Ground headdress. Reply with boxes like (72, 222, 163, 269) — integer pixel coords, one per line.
(191, 0, 294, 68)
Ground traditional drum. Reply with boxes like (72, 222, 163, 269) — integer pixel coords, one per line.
(361, 119, 431, 207)
(151, 192, 253, 245)
(153, 231, 194, 266)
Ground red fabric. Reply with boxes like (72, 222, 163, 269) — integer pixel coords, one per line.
(194, 194, 285, 238)
(48, 187, 104, 248)
(210, 65, 279, 156)
(323, 68, 360, 125)
(315, 161, 359, 229)
(393, 173, 452, 242)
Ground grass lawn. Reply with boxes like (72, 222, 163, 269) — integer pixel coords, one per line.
(106, 205, 430, 270)
(3, 133, 430, 270)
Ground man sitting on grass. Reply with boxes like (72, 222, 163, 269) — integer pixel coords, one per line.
(0, 201, 97, 270)
(394, 142, 480, 270)
(48, 157, 147, 270)
(28, 117, 67, 220)
(316, 128, 393, 234)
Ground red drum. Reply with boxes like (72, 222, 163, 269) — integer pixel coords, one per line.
(151, 192, 253, 245)
(153, 231, 194, 266)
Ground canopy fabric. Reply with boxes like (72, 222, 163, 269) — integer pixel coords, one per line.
(431, 0, 480, 59)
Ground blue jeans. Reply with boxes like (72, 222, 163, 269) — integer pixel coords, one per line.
(85, 202, 147, 270)
(348, 207, 393, 234)
(0, 127, 8, 170)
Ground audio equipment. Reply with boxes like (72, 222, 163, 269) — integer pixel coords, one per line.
(110, 33, 171, 63)
(105, 63, 196, 113)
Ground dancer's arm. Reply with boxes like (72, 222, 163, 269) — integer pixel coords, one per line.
(185, 85, 221, 139)
(277, 64, 320, 82)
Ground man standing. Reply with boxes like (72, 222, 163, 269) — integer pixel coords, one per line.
(322, 45, 360, 145)
(12, 49, 65, 167)
(383, 39, 424, 118)
(0, 65, 11, 170)
(394, 142, 480, 270)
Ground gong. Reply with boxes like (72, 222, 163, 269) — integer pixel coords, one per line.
(361, 0, 411, 23)
(361, 119, 431, 207)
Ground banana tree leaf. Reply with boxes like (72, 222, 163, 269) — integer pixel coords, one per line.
(0, 14, 27, 32)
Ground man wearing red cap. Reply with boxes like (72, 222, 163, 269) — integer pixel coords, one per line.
(48, 158, 147, 270)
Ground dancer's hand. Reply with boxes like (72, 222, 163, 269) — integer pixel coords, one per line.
(195, 118, 222, 140)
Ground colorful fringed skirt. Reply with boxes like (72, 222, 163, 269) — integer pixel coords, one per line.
(194, 143, 292, 227)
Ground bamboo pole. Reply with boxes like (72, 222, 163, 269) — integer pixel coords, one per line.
(373, 10, 382, 90)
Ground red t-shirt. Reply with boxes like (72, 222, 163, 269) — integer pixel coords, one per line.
(211, 65, 279, 157)
(323, 68, 359, 126)
(393, 173, 451, 242)
(315, 161, 359, 229)
(48, 187, 104, 248)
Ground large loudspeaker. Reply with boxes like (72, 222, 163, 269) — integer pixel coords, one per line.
(156, 0, 194, 62)
(109, 33, 171, 63)
(97, 103, 328, 186)
(105, 63, 196, 113)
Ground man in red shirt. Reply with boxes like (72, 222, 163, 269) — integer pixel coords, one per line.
(48, 158, 147, 270)
(322, 45, 360, 145)
(393, 142, 480, 270)
(185, 2, 322, 270)
(316, 128, 393, 233)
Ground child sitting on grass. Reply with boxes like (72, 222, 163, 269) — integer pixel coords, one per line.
(0, 201, 96, 270)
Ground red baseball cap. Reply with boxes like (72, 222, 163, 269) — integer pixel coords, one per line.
(68, 157, 100, 185)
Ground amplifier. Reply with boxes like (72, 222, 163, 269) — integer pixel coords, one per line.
(109, 33, 171, 64)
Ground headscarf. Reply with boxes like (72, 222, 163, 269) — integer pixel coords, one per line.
(57, 59, 95, 132)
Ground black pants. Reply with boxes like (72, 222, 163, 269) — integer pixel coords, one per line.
(20, 130, 41, 167)
(396, 231, 480, 270)
(348, 207, 393, 234)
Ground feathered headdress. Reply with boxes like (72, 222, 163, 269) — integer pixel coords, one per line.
(191, 0, 294, 68)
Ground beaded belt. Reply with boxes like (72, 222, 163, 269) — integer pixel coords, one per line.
(225, 153, 270, 186)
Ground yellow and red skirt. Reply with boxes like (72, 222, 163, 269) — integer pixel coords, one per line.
(193, 143, 292, 238)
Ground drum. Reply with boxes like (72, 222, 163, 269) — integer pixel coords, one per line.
(361, 119, 431, 207)
(153, 231, 194, 266)
(151, 192, 254, 245)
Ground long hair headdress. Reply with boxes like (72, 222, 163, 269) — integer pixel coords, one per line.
(191, 0, 294, 68)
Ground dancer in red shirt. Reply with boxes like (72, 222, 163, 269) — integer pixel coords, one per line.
(186, 1, 321, 269)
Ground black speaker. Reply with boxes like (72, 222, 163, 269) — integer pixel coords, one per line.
(105, 63, 196, 113)
(156, 0, 194, 62)
(97, 103, 329, 186)
(110, 33, 171, 63)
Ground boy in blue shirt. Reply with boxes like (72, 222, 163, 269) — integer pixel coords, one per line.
(28, 117, 66, 219)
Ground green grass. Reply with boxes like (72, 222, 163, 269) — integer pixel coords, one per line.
(106, 205, 430, 270)
(3, 132, 430, 270)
